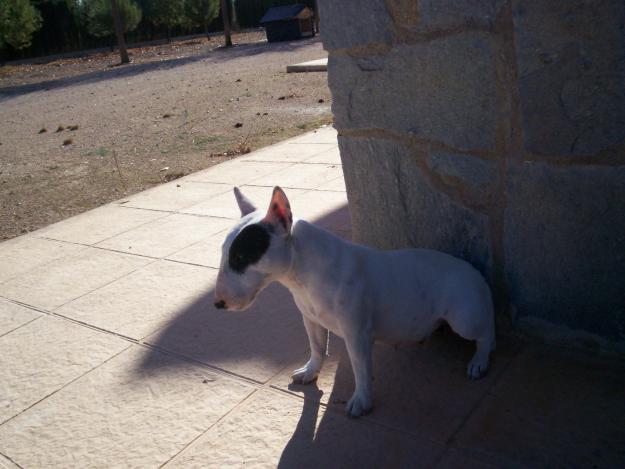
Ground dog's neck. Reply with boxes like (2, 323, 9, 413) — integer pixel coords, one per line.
(279, 219, 350, 294)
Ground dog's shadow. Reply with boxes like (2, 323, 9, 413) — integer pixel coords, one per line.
(276, 327, 515, 467)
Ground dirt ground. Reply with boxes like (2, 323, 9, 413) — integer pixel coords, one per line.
(0, 31, 332, 240)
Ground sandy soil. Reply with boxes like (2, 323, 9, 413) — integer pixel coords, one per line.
(0, 31, 332, 240)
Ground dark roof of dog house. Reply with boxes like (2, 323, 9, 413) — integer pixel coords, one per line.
(259, 4, 309, 24)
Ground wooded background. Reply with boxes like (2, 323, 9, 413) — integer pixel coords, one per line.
(0, 0, 316, 61)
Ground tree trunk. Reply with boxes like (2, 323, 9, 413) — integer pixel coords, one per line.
(314, 0, 320, 32)
(220, 0, 232, 47)
(110, 0, 129, 64)
(230, 0, 239, 31)
(204, 22, 210, 40)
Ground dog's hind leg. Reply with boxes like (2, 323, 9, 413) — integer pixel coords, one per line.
(446, 305, 496, 380)
(292, 316, 327, 384)
(343, 332, 374, 417)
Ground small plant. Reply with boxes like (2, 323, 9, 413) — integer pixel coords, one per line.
(38, 128, 47, 134)
(62, 138, 73, 146)
(56, 125, 65, 132)
(95, 147, 108, 157)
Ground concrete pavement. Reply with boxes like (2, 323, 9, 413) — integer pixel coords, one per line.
(0, 126, 624, 468)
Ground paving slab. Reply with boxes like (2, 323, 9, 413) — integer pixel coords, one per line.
(452, 343, 625, 468)
(34, 205, 167, 245)
(145, 282, 309, 383)
(0, 452, 19, 469)
(166, 232, 230, 268)
(0, 316, 129, 424)
(303, 146, 342, 165)
(271, 331, 523, 443)
(0, 237, 86, 284)
(435, 448, 523, 469)
(0, 346, 253, 468)
(287, 125, 338, 144)
(241, 140, 334, 163)
(186, 161, 293, 185)
(95, 213, 234, 259)
(0, 299, 41, 337)
(254, 162, 343, 190)
(180, 186, 307, 219)
(56, 260, 217, 340)
(286, 58, 328, 73)
(0, 248, 151, 310)
(117, 180, 231, 212)
(289, 190, 350, 232)
(165, 389, 445, 468)
(317, 175, 347, 192)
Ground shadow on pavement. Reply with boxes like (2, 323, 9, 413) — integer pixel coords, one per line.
(136, 200, 625, 467)
(138, 203, 350, 384)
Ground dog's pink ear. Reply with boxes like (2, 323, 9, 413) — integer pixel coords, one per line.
(264, 186, 292, 234)
(234, 187, 256, 217)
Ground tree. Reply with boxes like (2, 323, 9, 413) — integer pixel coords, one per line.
(183, 0, 218, 39)
(144, 0, 184, 42)
(110, 0, 129, 63)
(83, 0, 141, 39)
(0, 0, 42, 50)
(219, 0, 231, 47)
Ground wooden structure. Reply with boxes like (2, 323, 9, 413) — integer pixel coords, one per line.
(260, 5, 314, 42)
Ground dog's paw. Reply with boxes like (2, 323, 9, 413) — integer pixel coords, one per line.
(345, 393, 372, 418)
(291, 362, 319, 384)
(466, 358, 489, 380)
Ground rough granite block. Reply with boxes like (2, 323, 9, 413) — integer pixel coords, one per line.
(329, 34, 498, 151)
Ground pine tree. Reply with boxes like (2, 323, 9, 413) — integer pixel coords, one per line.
(83, 0, 141, 39)
(184, 0, 219, 39)
(0, 0, 42, 50)
(144, 0, 184, 42)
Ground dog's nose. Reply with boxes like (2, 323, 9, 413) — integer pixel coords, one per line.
(214, 300, 227, 309)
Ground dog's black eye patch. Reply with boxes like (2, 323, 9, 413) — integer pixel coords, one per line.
(229, 224, 270, 273)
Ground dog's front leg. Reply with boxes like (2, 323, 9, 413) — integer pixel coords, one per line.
(344, 332, 373, 417)
(291, 316, 327, 384)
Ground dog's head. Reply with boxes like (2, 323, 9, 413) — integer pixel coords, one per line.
(213, 186, 293, 311)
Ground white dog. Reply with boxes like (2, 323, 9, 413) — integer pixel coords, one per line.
(214, 186, 496, 417)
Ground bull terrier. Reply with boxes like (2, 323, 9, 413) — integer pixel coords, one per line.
(214, 186, 496, 417)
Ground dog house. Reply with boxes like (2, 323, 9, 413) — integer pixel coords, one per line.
(260, 4, 315, 42)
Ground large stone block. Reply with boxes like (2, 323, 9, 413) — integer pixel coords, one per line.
(513, 0, 625, 155)
(426, 151, 498, 204)
(317, 0, 394, 51)
(340, 136, 493, 281)
(504, 162, 625, 342)
(329, 33, 498, 151)
(404, 0, 506, 31)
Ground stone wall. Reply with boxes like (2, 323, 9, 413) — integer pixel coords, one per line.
(317, 0, 625, 352)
